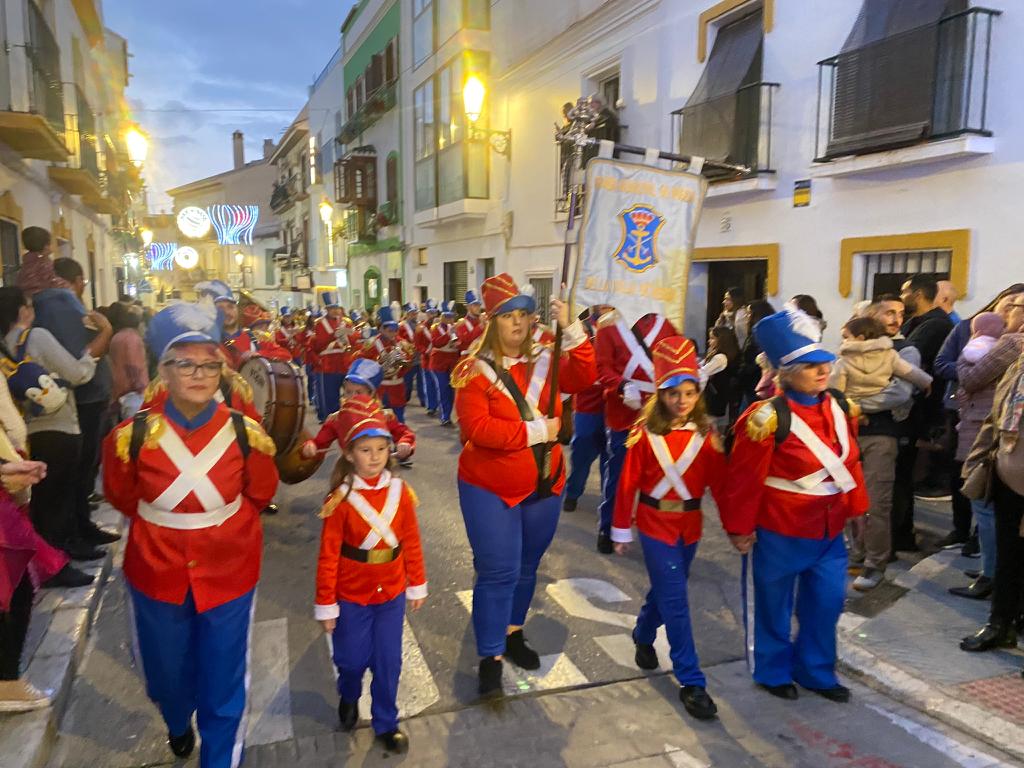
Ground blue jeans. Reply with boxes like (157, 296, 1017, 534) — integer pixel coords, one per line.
(458, 479, 561, 657)
(636, 534, 704, 687)
(597, 428, 628, 536)
(565, 411, 607, 501)
(973, 499, 996, 579)
(405, 365, 424, 406)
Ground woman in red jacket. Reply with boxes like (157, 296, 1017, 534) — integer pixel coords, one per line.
(452, 273, 596, 696)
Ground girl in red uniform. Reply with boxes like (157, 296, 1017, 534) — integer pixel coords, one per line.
(314, 395, 427, 754)
(612, 337, 727, 720)
(452, 273, 596, 696)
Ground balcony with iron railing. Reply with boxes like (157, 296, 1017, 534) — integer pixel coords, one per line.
(49, 86, 102, 198)
(337, 81, 397, 146)
(814, 7, 999, 163)
(270, 175, 297, 214)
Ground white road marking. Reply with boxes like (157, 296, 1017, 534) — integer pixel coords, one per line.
(594, 629, 673, 672)
(545, 577, 634, 629)
(246, 618, 293, 746)
(663, 743, 711, 768)
(865, 704, 1006, 768)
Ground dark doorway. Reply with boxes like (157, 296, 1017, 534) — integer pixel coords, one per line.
(871, 271, 948, 300)
(388, 277, 402, 305)
(0, 220, 19, 286)
(705, 259, 767, 334)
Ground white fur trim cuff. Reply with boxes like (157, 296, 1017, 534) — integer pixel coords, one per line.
(561, 320, 586, 351)
(611, 527, 634, 543)
(406, 583, 428, 600)
(525, 419, 549, 446)
(314, 603, 340, 621)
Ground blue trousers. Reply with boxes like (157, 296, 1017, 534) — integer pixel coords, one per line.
(565, 411, 607, 501)
(435, 368, 454, 423)
(973, 499, 997, 579)
(636, 534, 704, 687)
(424, 370, 439, 412)
(405, 365, 425, 407)
(458, 480, 561, 657)
(751, 529, 846, 690)
(332, 595, 405, 735)
(597, 428, 629, 535)
(319, 371, 345, 420)
(305, 363, 318, 415)
(128, 586, 255, 768)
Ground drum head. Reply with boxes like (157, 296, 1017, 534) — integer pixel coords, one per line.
(239, 357, 274, 417)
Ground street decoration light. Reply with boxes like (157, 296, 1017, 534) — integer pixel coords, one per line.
(319, 199, 335, 268)
(234, 250, 245, 266)
(177, 206, 212, 239)
(209, 204, 259, 245)
(140, 227, 154, 248)
(462, 74, 511, 157)
(125, 128, 149, 167)
(174, 246, 199, 270)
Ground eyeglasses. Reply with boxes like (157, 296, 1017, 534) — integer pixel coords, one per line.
(164, 359, 223, 378)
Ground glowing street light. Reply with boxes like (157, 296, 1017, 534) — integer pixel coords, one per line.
(125, 128, 149, 167)
(318, 199, 333, 224)
(319, 200, 335, 267)
(140, 227, 154, 248)
(462, 74, 510, 157)
(234, 250, 245, 266)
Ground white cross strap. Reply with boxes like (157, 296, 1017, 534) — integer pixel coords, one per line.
(137, 496, 242, 529)
(616, 319, 655, 384)
(347, 479, 404, 550)
(150, 419, 237, 513)
(767, 398, 856, 495)
(647, 429, 705, 501)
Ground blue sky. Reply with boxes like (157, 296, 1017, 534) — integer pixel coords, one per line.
(103, 1, 354, 210)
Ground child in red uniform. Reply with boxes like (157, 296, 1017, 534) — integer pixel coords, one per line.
(314, 395, 427, 753)
(612, 337, 727, 720)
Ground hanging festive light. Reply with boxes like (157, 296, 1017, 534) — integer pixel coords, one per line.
(146, 242, 178, 271)
(177, 206, 212, 239)
(174, 246, 200, 269)
(208, 204, 259, 245)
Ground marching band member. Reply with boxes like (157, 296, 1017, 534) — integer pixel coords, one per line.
(720, 308, 868, 704)
(397, 302, 424, 407)
(455, 290, 485, 354)
(142, 368, 261, 423)
(451, 273, 595, 696)
(274, 307, 296, 354)
(301, 359, 416, 465)
(611, 337, 727, 721)
(361, 306, 413, 422)
(416, 300, 439, 415)
(297, 309, 319, 411)
(595, 311, 678, 554)
(429, 301, 460, 427)
(313, 395, 426, 754)
(104, 303, 278, 767)
(311, 292, 357, 421)
(532, 317, 556, 346)
(563, 305, 613, 512)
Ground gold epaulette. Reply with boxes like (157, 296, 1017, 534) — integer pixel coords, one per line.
(114, 412, 165, 463)
(455, 317, 466, 327)
(745, 401, 778, 442)
(242, 416, 276, 456)
(597, 309, 621, 329)
(227, 370, 254, 404)
(625, 423, 645, 448)
(407, 484, 419, 507)
(846, 397, 862, 422)
(450, 356, 481, 390)
(114, 420, 133, 463)
(318, 488, 344, 519)
(142, 377, 165, 403)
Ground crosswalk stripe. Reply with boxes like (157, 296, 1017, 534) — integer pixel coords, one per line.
(865, 704, 1005, 768)
(663, 743, 711, 768)
(594, 630, 673, 673)
(545, 578, 634, 629)
(246, 618, 293, 746)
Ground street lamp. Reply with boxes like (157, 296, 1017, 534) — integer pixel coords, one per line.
(462, 74, 511, 158)
(140, 227, 153, 248)
(319, 199, 335, 267)
(125, 128, 149, 167)
(234, 250, 245, 266)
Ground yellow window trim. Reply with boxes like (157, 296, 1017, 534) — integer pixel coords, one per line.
(51, 217, 70, 242)
(839, 229, 970, 298)
(698, 0, 774, 63)
(693, 243, 779, 295)
(0, 191, 23, 226)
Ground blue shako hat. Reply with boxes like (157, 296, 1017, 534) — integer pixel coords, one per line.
(280, 306, 291, 317)
(754, 307, 836, 369)
(465, 290, 481, 306)
(350, 309, 363, 324)
(146, 301, 221, 359)
(403, 302, 418, 314)
(440, 300, 456, 316)
(320, 291, 340, 309)
(424, 298, 439, 313)
(378, 306, 398, 328)
(345, 358, 383, 392)
(195, 280, 235, 304)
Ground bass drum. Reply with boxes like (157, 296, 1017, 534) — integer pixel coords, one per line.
(239, 356, 307, 455)
(276, 428, 325, 485)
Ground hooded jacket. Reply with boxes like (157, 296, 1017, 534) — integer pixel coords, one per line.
(829, 336, 932, 401)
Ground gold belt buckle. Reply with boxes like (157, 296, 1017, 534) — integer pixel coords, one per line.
(659, 499, 685, 512)
(366, 548, 394, 565)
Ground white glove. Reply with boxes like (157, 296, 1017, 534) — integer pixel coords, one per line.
(622, 381, 642, 410)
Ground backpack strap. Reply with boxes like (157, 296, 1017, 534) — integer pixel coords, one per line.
(772, 395, 792, 446)
(129, 408, 151, 462)
(229, 409, 251, 459)
(827, 387, 851, 415)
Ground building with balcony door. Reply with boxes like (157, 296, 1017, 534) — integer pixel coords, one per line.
(0, 0, 144, 307)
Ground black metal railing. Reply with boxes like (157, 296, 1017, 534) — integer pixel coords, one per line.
(815, 7, 999, 162)
(337, 81, 397, 145)
(270, 176, 296, 213)
(25, 0, 64, 134)
(73, 85, 98, 176)
(672, 81, 779, 180)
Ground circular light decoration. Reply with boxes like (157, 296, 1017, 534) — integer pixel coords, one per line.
(174, 246, 200, 269)
(177, 206, 212, 239)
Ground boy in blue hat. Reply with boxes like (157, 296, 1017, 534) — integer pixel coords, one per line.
(398, 303, 424, 407)
(361, 306, 414, 422)
(429, 301, 460, 427)
(455, 290, 485, 354)
(720, 307, 868, 704)
(416, 301, 440, 415)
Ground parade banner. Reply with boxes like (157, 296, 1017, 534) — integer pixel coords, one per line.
(573, 158, 707, 331)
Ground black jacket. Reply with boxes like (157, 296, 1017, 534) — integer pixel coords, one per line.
(902, 307, 954, 436)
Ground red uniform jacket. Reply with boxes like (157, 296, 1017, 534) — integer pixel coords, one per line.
(532, 324, 556, 345)
(397, 320, 418, 349)
(102, 402, 279, 612)
(362, 336, 413, 408)
(294, 327, 315, 367)
(455, 314, 484, 355)
(453, 321, 596, 506)
(596, 312, 678, 432)
(428, 322, 460, 372)
(720, 393, 869, 539)
(311, 406, 416, 455)
(314, 472, 427, 617)
(612, 425, 727, 546)
(312, 316, 356, 374)
(221, 329, 293, 370)
(141, 373, 262, 423)
(414, 321, 433, 369)
(574, 317, 604, 414)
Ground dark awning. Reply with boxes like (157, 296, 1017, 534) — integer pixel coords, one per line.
(685, 10, 763, 108)
(841, 0, 966, 50)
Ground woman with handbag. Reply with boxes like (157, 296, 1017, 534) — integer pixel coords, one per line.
(451, 273, 595, 697)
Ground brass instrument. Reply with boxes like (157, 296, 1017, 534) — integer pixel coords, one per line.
(380, 340, 415, 379)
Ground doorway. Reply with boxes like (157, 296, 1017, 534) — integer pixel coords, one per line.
(704, 258, 768, 343)
(388, 278, 402, 305)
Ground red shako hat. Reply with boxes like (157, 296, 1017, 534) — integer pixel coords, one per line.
(335, 394, 391, 447)
(481, 272, 537, 316)
(653, 336, 700, 390)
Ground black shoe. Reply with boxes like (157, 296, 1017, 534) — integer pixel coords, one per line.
(168, 726, 195, 758)
(949, 576, 993, 600)
(632, 630, 659, 670)
(82, 523, 119, 545)
(425, 409, 437, 417)
(261, 504, 279, 515)
(41, 564, 94, 589)
(964, 568, 981, 579)
(338, 699, 358, 731)
(597, 532, 613, 555)
(64, 542, 106, 562)
(961, 536, 980, 558)
(505, 629, 541, 670)
(914, 485, 952, 500)
(478, 656, 503, 697)
(937, 531, 968, 549)
(562, 497, 578, 512)
(376, 730, 408, 753)
(760, 683, 798, 700)
(806, 684, 850, 703)
(892, 537, 920, 553)
(439, 420, 454, 428)
(87, 492, 104, 504)
(679, 686, 718, 720)
(961, 623, 1017, 652)
(88, 501, 99, 512)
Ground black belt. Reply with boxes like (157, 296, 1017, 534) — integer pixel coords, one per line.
(639, 494, 700, 513)
(341, 543, 402, 564)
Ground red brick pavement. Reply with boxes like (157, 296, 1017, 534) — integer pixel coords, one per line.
(957, 673, 1024, 724)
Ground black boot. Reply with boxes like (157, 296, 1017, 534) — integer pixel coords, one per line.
(805, 684, 850, 703)
(64, 542, 106, 562)
(596, 532, 613, 554)
(261, 504, 279, 515)
(338, 699, 358, 731)
(679, 686, 717, 719)
(960, 622, 1017, 652)
(760, 683, 798, 700)
(632, 630, 658, 670)
(168, 726, 195, 758)
(478, 656, 503, 697)
(504, 629, 540, 670)
(376, 730, 409, 753)
(41, 564, 94, 589)
(949, 576, 993, 600)
(562, 497, 578, 512)
(81, 522, 120, 545)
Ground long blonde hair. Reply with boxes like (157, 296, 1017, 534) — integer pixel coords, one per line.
(470, 314, 535, 373)
(636, 386, 712, 437)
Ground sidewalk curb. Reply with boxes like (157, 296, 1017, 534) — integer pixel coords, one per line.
(0, 506, 121, 768)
